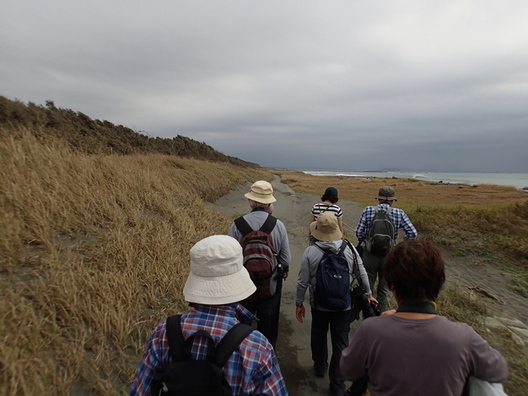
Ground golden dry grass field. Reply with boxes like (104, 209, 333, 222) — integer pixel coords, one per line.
(0, 126, 268, 395)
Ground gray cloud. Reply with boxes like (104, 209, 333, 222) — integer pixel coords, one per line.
(2, 1, 527, 172)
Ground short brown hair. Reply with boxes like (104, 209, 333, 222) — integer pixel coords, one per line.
(385, 240, 445, 302)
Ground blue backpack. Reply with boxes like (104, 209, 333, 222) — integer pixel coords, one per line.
(314, 241, 352, 311)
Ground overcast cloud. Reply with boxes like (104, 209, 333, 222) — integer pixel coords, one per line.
(2, 1, 527, 172)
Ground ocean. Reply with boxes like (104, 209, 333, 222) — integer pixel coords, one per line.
(302, 170, 528, 190)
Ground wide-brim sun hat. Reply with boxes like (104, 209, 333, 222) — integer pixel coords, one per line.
(310, 212, 342, 241)
(376, 186, 397, 201)
(183, 235, 256, 305)
(244, 180, 277, 204)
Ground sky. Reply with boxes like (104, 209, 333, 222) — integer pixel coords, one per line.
(1, 1, 527, 173)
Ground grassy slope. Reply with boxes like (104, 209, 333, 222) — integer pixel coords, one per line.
(0, 126, 269, 395)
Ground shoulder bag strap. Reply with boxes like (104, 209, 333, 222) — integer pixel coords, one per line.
(344, 239, 363, 285)
(234, 216, 253, 236)
(166, 315, 184, 361)
(215, 323, 255, 367)
(259, 214, 277, 234)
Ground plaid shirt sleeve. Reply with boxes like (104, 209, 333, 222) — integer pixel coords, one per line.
(231, 332, 288, 395)
(355, 206, 375, 242)
(396, 209, 418, 239)
(130, 320, 169, 396)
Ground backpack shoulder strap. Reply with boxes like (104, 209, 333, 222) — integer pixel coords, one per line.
(234, 214, 277, 236)
(234, 216, 253, 236)
(215, 323, 255, 367)
(259, 214, 277, 234)
(166, 314, 184, 361)
(338, 240, 347, 254)
(344, 239, 362, 281)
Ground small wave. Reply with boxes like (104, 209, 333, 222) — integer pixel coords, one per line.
(413, 173, 427, 179)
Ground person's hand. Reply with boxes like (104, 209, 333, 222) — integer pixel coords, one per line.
(296, 306, 305, 324)
(367, 295, 378, 304)
(381, 309, 397, 316)
(283, 271, 289, 280)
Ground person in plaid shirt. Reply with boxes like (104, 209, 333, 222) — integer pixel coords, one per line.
(355, 186, 417, 312)
(130, 235, 288, 396)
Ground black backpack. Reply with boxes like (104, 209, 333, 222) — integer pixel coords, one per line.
(314, 241, 352, 311)
(152, 315, 254, 396)
(365, 207, 395, 256)
(234, 215, 278, 301)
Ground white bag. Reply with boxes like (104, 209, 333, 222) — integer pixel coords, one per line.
(468, 376, 507, 396)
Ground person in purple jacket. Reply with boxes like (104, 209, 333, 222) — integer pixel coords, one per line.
(340, 239, 508, 396)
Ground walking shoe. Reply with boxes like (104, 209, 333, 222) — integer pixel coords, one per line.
(314, 366, 326, 378)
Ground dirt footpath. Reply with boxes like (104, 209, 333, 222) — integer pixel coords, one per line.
(209, 175, 528, 395)
(210, 176, 364, 395)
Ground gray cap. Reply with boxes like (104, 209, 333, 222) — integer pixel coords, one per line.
(376, 186, 397, 201)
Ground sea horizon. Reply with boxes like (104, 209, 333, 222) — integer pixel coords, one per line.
(302, 170, 528, 190)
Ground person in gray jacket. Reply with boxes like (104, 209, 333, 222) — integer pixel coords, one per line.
(295, 212, 376, 396)
(228, 180, 291, 349)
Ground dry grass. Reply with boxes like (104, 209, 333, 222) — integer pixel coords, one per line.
(0, 126, 269, 395)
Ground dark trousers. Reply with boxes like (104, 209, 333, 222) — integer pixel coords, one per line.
(311, 308, 352, 396)
(241, 278, 282, 348)
(362, 249, 389, 312)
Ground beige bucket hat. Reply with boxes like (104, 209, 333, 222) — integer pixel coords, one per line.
(309, 212, 342, 241)
(244, 180, 277, 204)
(183, 235, 256, 305)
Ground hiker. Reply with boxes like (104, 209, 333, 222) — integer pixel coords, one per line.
(310, 186, 344, 234)
(228, 180, 291, 348)
(130, 235, 288, 396)
(296, 212, 375, 396)
(340, 239, 508, 396)
(355, 186, 417, 312)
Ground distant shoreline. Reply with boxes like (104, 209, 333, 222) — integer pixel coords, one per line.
(301, 170, 528, 190)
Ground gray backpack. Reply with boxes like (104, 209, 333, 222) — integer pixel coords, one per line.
(366, 208, 395, 256)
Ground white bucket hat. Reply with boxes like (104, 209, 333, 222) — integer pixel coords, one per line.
(244, 180, 277, 204)
(310, 212, 342, 241)
(183, 235, 256, 305)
